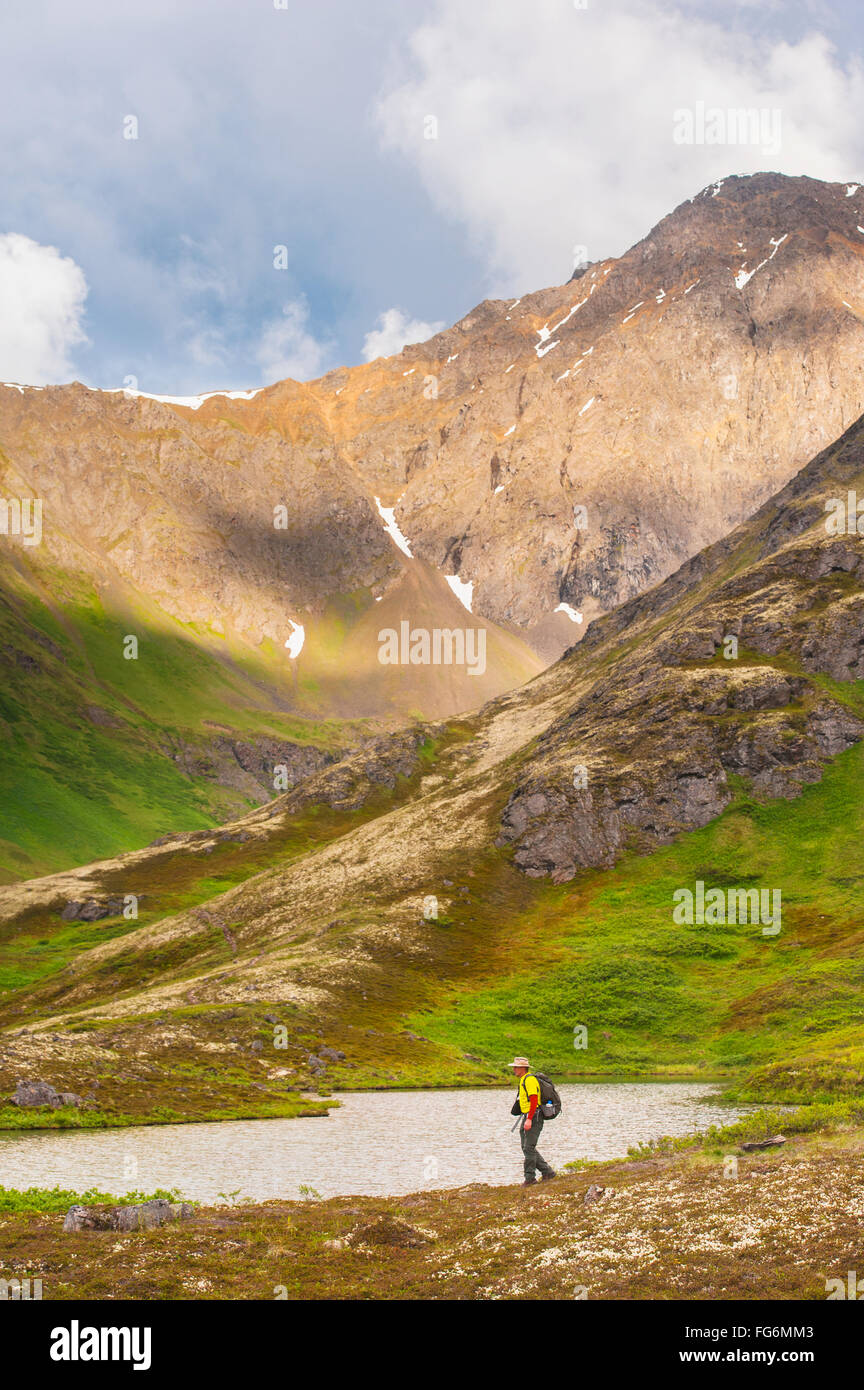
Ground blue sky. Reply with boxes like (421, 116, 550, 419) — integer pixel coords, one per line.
(1, 0, 863, 393)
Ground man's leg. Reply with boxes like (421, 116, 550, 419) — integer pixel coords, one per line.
(526, 1115, 555, 1179)
(521, 1115, 545, 1181)
(534, 1141, 555, 1179)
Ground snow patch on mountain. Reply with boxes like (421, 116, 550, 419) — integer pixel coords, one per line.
(551, 300, 587, 332)
(555, 602, 583, 623)
(284, 620, 305, 659)
(374, 497, 414, 558)
(446, 574, 474, 612)
(734, 234, 788, 291)
(106, 387, 262, 410)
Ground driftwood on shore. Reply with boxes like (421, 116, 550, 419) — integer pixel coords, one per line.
(740, 1135, 786, 1152)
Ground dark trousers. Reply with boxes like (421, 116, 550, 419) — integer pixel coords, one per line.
(520, 1112, 554, 1180)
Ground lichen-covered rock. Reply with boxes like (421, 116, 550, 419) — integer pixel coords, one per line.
(9, 1080, 82, 1109)
(60, 899, 125, 922)
(63, 1199, 194, 1233)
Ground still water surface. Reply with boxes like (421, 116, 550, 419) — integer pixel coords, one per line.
(0, 1083, 749, 1202)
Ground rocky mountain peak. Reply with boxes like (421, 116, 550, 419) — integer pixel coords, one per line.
(2, 173, 864, 726)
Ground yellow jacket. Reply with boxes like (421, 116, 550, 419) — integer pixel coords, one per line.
(516, 1073, 541, 1114)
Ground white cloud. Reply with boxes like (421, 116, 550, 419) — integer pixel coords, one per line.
(362, 307, 446, 361)
(184, 327, 230, 369)
(376, 0, 864, 293)
(255, 298, 333, 383)
(0, 2, 444, 393)
(0, 233, 88, 384)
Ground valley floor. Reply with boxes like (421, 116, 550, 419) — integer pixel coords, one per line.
(3, 1124, 863, 1300)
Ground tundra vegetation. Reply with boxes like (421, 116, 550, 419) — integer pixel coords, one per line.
(2, 1108, 863, 1300)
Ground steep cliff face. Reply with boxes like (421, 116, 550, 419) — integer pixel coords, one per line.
(326, 172, 864, 642)
(3, 172, 864, 720)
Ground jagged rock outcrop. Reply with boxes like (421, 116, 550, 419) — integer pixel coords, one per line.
(60, 899, 127, 922)
(274, 727, 438, 815)
(163, 733, 337, 801)
(496, 422, 864, 879)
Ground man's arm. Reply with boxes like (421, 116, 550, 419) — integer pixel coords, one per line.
(524, 1087, 539, 1130)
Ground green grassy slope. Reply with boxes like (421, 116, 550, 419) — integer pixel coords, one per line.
(0, 775, 434, 1000)
(3, 723, 861, 1110)
(0, 563, 352, 881)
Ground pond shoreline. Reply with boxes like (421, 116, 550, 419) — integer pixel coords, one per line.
(0, 1083, 755, 1203)
(0, 1070, 747, 1133)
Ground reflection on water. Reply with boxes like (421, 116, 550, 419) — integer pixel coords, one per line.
(0, 1083, 749, 1202)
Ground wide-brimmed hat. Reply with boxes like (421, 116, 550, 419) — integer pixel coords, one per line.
(507, 1056, 531, 1069)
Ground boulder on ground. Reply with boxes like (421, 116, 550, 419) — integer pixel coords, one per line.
(62, 1205, 114, 1232)
(63, 1199, 194, 1233)
(60, 898, 125, 922)
(9, 1080, 83, 1109)
(113, 1199, 195, 1232)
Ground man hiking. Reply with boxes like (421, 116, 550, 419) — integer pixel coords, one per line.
(509, 1056, 556, 1185)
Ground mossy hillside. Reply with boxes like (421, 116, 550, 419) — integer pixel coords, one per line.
(74, 732, 864, 1107)
(0, 726, 477, 1126)
(2, 733, 862, 1119)
(0, 567, 361, 880)
(0, 763, 446, 1007)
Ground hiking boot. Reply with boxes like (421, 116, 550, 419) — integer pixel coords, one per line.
(522, 1177, 537, 1186)
(540, 1170, 558, 1181)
